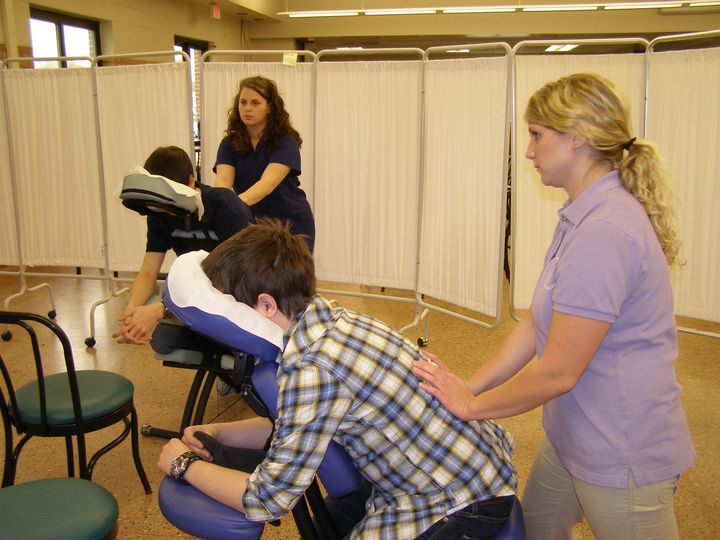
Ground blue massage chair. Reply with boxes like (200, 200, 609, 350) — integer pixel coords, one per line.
(154, 251, 526, 540)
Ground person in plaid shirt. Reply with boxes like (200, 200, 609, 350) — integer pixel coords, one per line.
(159, 219, 517, 539)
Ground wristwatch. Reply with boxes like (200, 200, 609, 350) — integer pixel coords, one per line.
(170, 451, 202, 481)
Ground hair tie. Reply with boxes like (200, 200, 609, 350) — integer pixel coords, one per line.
(621, 137, 637, 151)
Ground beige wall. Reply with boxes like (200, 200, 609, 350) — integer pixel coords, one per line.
(2, 0, 254, 59)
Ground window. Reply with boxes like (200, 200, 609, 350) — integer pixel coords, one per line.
(175, 37, 209, 173)
(29, 7, 100, 68)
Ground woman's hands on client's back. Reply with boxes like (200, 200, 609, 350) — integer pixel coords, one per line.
(413, 352, 476, 421)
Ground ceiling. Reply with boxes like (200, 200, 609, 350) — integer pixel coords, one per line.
(195, 1, 720, 55)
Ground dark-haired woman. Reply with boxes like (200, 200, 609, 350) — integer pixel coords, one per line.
(214, 76, 315, 252)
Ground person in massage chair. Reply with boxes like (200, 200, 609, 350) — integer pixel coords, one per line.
(113, 145, 252, 345)
(158, 219, 518, 540)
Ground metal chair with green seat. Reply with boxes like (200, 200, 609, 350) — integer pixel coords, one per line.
(0, 311, 151, 494)
(0, 477, 119, 540)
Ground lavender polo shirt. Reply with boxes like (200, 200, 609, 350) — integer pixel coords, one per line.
(530, 171, 695, 488)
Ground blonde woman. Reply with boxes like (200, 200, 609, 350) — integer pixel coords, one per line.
(414, 73, 695, 540)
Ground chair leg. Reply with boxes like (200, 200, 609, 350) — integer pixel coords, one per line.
(5, 434, 33, 487)
(305, 479, 341, 540)
(131, 406, 152, 494)
(2, 419, 15, 487)
(292, 495, 322, 540)
(87, 419, 131, 479)
(76, 433, 89, 479)
(65, 436, 76, 477)
(191, 372, 217, 426)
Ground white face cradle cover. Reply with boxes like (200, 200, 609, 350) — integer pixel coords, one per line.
(162, 250, 284, 363)
(120, 166, 205, 219)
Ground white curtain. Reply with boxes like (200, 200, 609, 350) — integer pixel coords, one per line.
(95, 62, 193, 272)
(0, 80, 19, 265)
(513, 54, 646, 308)
(200, 61, 315, 205)
(419, 56, 509, 315)
(647, 48, 720, 322)
(314, 61, 422, 289)
(3, 68, 104, 267)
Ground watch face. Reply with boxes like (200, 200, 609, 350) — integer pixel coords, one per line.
(170, 451, 192, 479)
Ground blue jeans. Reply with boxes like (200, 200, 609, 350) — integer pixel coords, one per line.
(415, 495, 515, 540)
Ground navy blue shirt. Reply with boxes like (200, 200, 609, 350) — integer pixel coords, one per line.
(214, 134, 315, 251)
(146, 183, 252, 255)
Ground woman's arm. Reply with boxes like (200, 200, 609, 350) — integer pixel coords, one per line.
(418, 312, 609, 420)
(215, 161, 290, 206)
(238, 163, 290, 206)
(413, 315, 536, 411)
(468, 314, 537, 394)
(214, 164, 236, 190)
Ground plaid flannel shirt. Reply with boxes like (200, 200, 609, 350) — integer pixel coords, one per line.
(242, 295, 516, 539)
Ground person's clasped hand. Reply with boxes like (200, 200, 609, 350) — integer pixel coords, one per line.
(112, 305, 159, 345)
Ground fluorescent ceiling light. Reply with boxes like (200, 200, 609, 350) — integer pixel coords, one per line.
(365, 8, 437, 15)
(524, 4, 598, 10)
(604, 2, 682, 8)
(447, 48, 471, 52)
(336, 46, 365, 50)
(287, 10, 359, 18)
(443, 6, 517, 12)
(545, 43, 579, 51)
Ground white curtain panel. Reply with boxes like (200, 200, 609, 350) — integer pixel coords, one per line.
(419, 56, 509, 315)
(95, 62, 193, 272)
(3, 68, 104, 267)
(513, 54, 646, 309)
(647, 48, 720, 322)
(0, 80, 19, 265)
(314, 61, 422, 289)
(200, 61, 315, 205)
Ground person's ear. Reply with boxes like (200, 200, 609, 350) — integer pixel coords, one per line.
(569, 132, 586, 150)
(255, 293, 279, 318)
(188, 175, 196, 189)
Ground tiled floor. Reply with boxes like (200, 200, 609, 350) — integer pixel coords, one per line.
(0, 271, 718, 539)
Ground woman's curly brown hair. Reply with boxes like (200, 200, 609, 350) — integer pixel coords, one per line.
(225, 76, 302, 155)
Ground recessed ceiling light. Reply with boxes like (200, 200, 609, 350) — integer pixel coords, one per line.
(443, 6, 517, 12)
(365, 8, 437, 15)
(286, 10, 359, 18)
(604, 2, 681, 8)
(523, 4, 598, 11)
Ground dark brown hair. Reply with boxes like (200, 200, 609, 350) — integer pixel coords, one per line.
(225, 76, 302, 154)
(201, 218, 315, 318)
(143, 146, 194, 186)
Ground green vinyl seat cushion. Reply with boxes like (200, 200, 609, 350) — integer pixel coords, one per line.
(13, 370, 134, 425)
(0, 477, 118, 540)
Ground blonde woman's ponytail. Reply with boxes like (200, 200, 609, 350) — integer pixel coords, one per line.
(618, 140, 681, 266)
